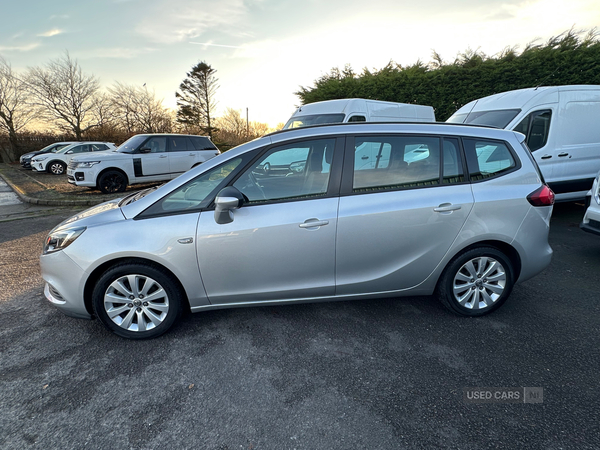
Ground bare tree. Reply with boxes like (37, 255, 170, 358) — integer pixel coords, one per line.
(26, 52, 100, 139)
(0, 57, 39, 162)
(176, 61, 218, 138)
(214, 108, 272, 147)
(108, 82, 172, 134)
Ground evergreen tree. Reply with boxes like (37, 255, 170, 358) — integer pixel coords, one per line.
(176, 61, 219, 138)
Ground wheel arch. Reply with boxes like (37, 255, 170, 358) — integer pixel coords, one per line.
(83, 257, 191, 317)
(46, 159, 67, 173)
(440, 240, 522, 286)
(96, 167, 129, 186)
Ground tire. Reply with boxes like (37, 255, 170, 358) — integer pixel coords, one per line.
(47, 161, 66, 175)
(98, 170, 127, 194)
(437, 247, 514, 316)
(92, 263, 183, 339)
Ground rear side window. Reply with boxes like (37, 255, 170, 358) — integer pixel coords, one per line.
(352, 136, 441, 192)
(169, 136, 191, 152)
(463, 138, 517, 181)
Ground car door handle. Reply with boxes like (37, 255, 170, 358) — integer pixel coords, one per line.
(433, 203, 461, 213)
(299, 219, 329, 228)
(558, 152, 569, 157)
(189, 153, 196, 156)
(540, 154, 552, 159)
(361, 155, 369, 160)
(159, 154, 168, 158)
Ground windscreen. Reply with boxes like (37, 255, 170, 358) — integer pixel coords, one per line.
(283, 113, 346, 129)
(447, 109, 521, 129)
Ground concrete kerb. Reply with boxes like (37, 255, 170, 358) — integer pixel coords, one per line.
(0, 172, 102, 207)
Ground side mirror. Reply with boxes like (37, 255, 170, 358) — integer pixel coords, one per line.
(139, 147, 151, 154)
(214, 186, 245, 224)
(66, 150, 73, 154)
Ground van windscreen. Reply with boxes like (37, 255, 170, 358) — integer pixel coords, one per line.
(284, 113, 346, 129)
(448, 109, 521, 129)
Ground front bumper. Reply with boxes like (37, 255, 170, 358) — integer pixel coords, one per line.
(40, 250, 92, 319)
(67, 167, 96, 187)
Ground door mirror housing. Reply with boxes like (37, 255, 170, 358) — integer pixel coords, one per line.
(139, 147, 151, 154)
(214, 186, 245, 224)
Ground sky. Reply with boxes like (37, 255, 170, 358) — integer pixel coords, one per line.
(1, 0, 599, 127)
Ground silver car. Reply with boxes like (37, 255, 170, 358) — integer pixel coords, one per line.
(41, 123, 555, 339)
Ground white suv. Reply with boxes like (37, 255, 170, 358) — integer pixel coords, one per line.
(68, 134, 220, 193)
(31, 142, 116, 175)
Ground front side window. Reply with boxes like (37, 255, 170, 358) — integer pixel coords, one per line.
(353, 136, 441, 191)
(71, 145, 89, 154)
(233, 139, 335, 202)
(513, 110, 552, 151)
(143, 137, 167, 153)
(463, 138, 516, 181)
(143, 158, 243, 215)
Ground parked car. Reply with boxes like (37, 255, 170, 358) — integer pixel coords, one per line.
(580, 171, 600, 236)
(41, 122, 554, 339)
(20, 142, 79, 169)
(447, 85, 600, 202)
(31, 142, 116, 175)
(284, 98, 435, 129)
(67, 134, 220, 194)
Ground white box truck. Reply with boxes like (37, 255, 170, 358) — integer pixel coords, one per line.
(447, 85, 600, 201)
(284, 98, 435, 129)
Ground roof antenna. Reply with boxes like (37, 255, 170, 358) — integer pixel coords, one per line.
(534, 64, 561, 90)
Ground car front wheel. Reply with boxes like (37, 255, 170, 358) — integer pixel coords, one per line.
(48, 161, 66, 175)
(98, 170, 127, 194)
(92, 263, 183, 339)
(437, 247, 514, 316)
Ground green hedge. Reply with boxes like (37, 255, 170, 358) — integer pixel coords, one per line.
(296, 29, 600, 121)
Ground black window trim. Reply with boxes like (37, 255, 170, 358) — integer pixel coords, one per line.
(460, 136, 522, 184)
(215, 135, 346, 210)
(517, 109, 552, 152)
(340, 133, 473, 197)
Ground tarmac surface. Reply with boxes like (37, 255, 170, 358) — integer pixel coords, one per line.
(0, 188, 599, 449)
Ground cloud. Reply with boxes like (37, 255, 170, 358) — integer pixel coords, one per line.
(190, 41, 245, 49)
(86, 47, 157, 59)
(38, 29, 63, 37)
(0, 43, 40, 52)
(134, 0, 255, 44)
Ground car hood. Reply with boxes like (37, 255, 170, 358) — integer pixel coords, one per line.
(52, 199, 125, 232)
(72, 151, 130, 162)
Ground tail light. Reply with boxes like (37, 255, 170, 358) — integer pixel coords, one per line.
(527, 185, 555, 206)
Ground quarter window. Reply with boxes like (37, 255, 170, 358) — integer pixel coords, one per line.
(352, 136, 441, 191)
(233, 139, 335, 203)
(463, 138, 516, 181)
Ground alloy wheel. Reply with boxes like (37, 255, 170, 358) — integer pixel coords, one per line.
(452, 256, 506, 310)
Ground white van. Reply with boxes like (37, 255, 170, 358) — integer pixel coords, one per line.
(447, 85, 600, 201)
(284, 98, 435, 129)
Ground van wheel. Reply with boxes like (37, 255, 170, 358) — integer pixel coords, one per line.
(92, 263, 182, 339)
(98, 170, 127, 194)
(48, 161, 66, 175)
(437, 247, 514, 316)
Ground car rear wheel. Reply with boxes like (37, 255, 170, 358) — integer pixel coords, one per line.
(98, 170, 127, 194)
(437, 247, 514, 316)
(92, 263, 183, 339)
(48, 161, 66, 175)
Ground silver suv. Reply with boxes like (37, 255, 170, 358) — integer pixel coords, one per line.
(41, 123, 554, 339)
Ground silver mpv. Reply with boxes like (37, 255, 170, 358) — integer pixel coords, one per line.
(41, 123, 554, 339)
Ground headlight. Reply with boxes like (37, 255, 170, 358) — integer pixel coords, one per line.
(43, 227, 86, 254)
(76, 161, 101, 168)
(34, 155, 49, 161)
